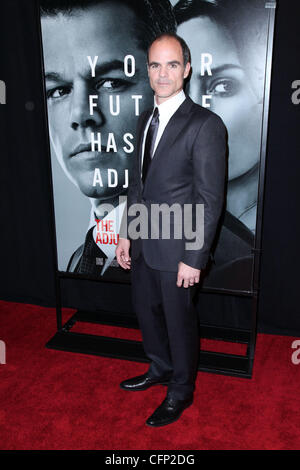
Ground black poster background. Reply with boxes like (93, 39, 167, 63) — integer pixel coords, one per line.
(38, 0, 273, 293)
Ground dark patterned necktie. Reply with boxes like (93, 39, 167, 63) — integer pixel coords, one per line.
(142, 107, 159, 184)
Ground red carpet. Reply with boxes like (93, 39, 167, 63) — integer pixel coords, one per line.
(0, 300, 299, 450)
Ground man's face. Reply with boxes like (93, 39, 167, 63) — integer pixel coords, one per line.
(178, 17, 262, 181)
(42, 3, 152, 199)
(147, 37, 190, 104)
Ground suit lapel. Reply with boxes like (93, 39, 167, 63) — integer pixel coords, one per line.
(148, 97, 194, 172)
(137, 110, 152, 178)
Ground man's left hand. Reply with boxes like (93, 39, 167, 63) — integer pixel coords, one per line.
(177, 262, 201, 288)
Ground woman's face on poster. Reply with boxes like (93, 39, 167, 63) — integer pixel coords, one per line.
(178, 16, 262, 181)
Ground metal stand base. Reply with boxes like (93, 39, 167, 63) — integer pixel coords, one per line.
(46, 310, 254, 378)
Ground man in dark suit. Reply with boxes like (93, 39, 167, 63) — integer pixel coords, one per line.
(116, 33, 226, 427)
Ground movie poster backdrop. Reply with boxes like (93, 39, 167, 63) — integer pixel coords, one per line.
(39, 0, 273, 292)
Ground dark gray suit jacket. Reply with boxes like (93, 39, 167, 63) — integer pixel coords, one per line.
(123, 95, 227, 272)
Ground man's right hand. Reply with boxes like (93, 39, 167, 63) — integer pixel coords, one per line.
(116, 238, 131, 270)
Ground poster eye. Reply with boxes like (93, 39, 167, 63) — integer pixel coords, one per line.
(47, 86, 71, 99)
(96, 79, 132, 92)
(208, 79, 238, 97)
(102, 80, 114, 89)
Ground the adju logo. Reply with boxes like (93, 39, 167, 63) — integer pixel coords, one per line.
(0, 340, 6, 364)
(0, 80, 6, 104)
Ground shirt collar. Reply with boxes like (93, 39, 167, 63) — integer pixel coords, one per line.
(154, 89, 186, 122)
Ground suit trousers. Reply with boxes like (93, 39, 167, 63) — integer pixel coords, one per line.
(131, 251, 199, 400)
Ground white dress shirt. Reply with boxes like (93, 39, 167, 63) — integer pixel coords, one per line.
(141, 90, 186, 170)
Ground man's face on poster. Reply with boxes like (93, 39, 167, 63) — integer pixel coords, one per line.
(42, 2, 152, 200)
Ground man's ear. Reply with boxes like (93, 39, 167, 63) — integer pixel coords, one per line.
(184, 62, 191, 79)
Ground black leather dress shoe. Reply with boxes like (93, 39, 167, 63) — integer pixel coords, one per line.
(146, 395, 193, 427)
(120, 373, 170, 391)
